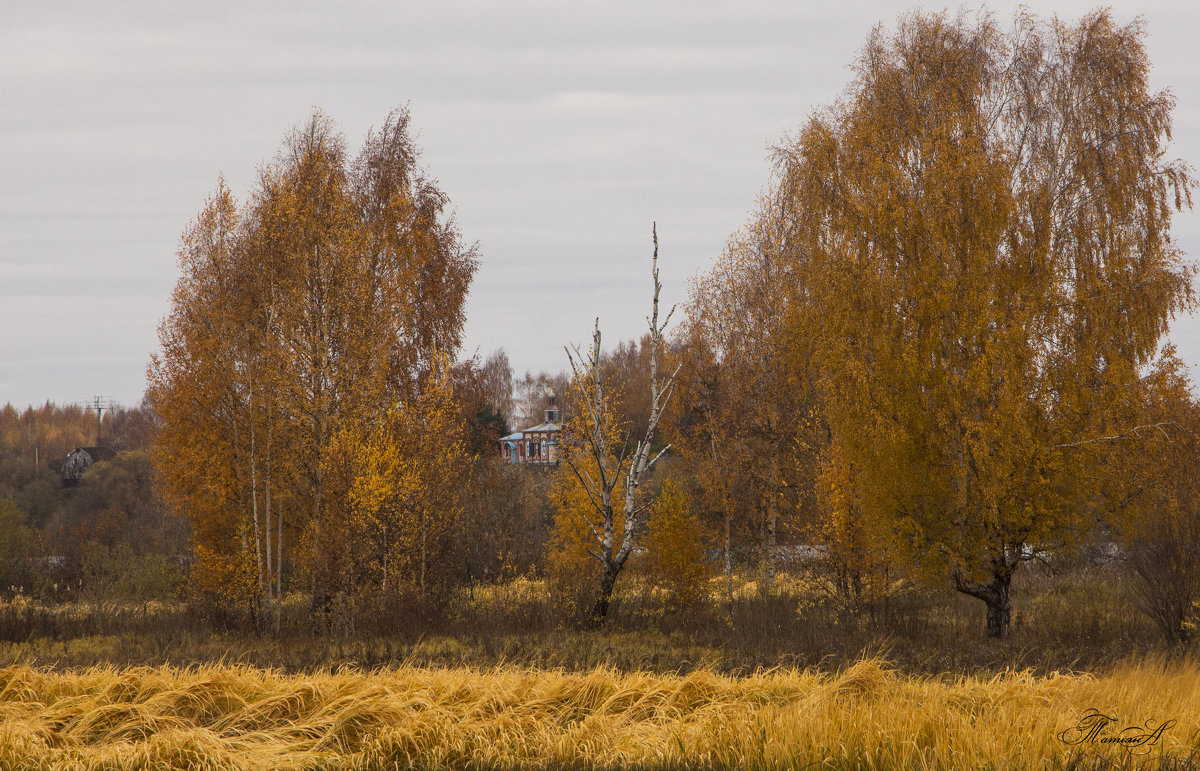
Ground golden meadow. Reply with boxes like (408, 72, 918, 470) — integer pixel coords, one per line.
(1, 657, 1198, 769)
(2, 565, 1198, 769)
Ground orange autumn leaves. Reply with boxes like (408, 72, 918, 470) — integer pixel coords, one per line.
(148, 109, 477, 622)
(674, 9, 1195, 637)
(777, 10, 1194, 635)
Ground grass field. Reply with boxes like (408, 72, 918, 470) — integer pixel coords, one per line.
(0, 562, 1195, 768)
(0, 562, 1173, 678)
(1, 657, 1198, 769)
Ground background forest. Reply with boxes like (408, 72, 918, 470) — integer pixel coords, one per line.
(2, 9, 1199, 683)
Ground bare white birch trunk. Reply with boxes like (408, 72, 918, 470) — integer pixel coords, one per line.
(566, 225, 682, 624)
(249, 376, 265, 606)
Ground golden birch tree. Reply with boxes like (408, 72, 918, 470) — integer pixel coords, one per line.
(149, 108, 477, 626)
(149, 179, 258, 609)
(781, 9, 1194, 637)
(547, 421, 626, 619)
(1110, 370, 1200, 643)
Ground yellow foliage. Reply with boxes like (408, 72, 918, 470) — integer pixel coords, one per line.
(189, 542, 254, 607)
(148, 109, 478, 613)
(773, 9, 1194, 633)
(341, 356, 469, 594)
(645, 479, 712, 609)
(810, 440, 903, 610)
(545, 385, 633, 619)
(546, 446, 624, 618)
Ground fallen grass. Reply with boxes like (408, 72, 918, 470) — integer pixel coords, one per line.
(1, 657, 1198, 769)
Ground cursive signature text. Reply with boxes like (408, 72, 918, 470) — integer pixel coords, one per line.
(1057, 708, 1176, 754)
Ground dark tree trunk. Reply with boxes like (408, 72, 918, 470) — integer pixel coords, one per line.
(590, 561, 621, 626)
(956, 570, 1013, 639)
(724, 511, 734, 622)
(985, 581, 1011, 639)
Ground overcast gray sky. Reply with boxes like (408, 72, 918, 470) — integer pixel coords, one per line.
(2, 1, 1198, 410)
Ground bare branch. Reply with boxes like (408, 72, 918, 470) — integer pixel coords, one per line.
(564, 458, 606, 519)
(1054, 422, 1176, 450)
(645, 443, 673, 473)
(562, 223, 681, 624)
(630, 499, 656, 519)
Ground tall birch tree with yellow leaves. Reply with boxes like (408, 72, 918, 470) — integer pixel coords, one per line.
(779, 10, 1194, 637)
(149, 109, 477, 627)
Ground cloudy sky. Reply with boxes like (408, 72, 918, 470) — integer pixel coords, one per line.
(2, 1, 1198, 410)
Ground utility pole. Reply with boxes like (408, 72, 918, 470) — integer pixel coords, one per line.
(29, 412, 38, 470)
(90, 396, 113, 445)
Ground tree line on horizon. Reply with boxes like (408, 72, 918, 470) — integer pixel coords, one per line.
(2, 8, 1199, 644)
(0, 401, 186, 602)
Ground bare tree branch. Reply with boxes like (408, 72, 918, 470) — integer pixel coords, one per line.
(1054, 422, 1175, 449)
(561, 223, 682, 625)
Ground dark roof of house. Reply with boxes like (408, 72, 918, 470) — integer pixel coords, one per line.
(71, 446, 116, 462)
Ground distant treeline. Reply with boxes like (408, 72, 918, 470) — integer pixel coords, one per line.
(0, 401, 186, 601)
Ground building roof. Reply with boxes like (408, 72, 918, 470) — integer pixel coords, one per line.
(500, 432, 524, 442)
(69, 446, 116, 462)
(519, 421, 562, 434)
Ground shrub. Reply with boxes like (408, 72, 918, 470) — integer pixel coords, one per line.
(645, 479, 711, 610)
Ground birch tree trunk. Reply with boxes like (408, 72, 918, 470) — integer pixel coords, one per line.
(567, 225, 681, 626)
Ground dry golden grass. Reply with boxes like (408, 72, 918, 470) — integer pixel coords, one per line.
(1, 657, 1198, 769)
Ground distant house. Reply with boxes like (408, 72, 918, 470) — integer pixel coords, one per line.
(500, 394, 562, 465)
(62, 446, 115, 486)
